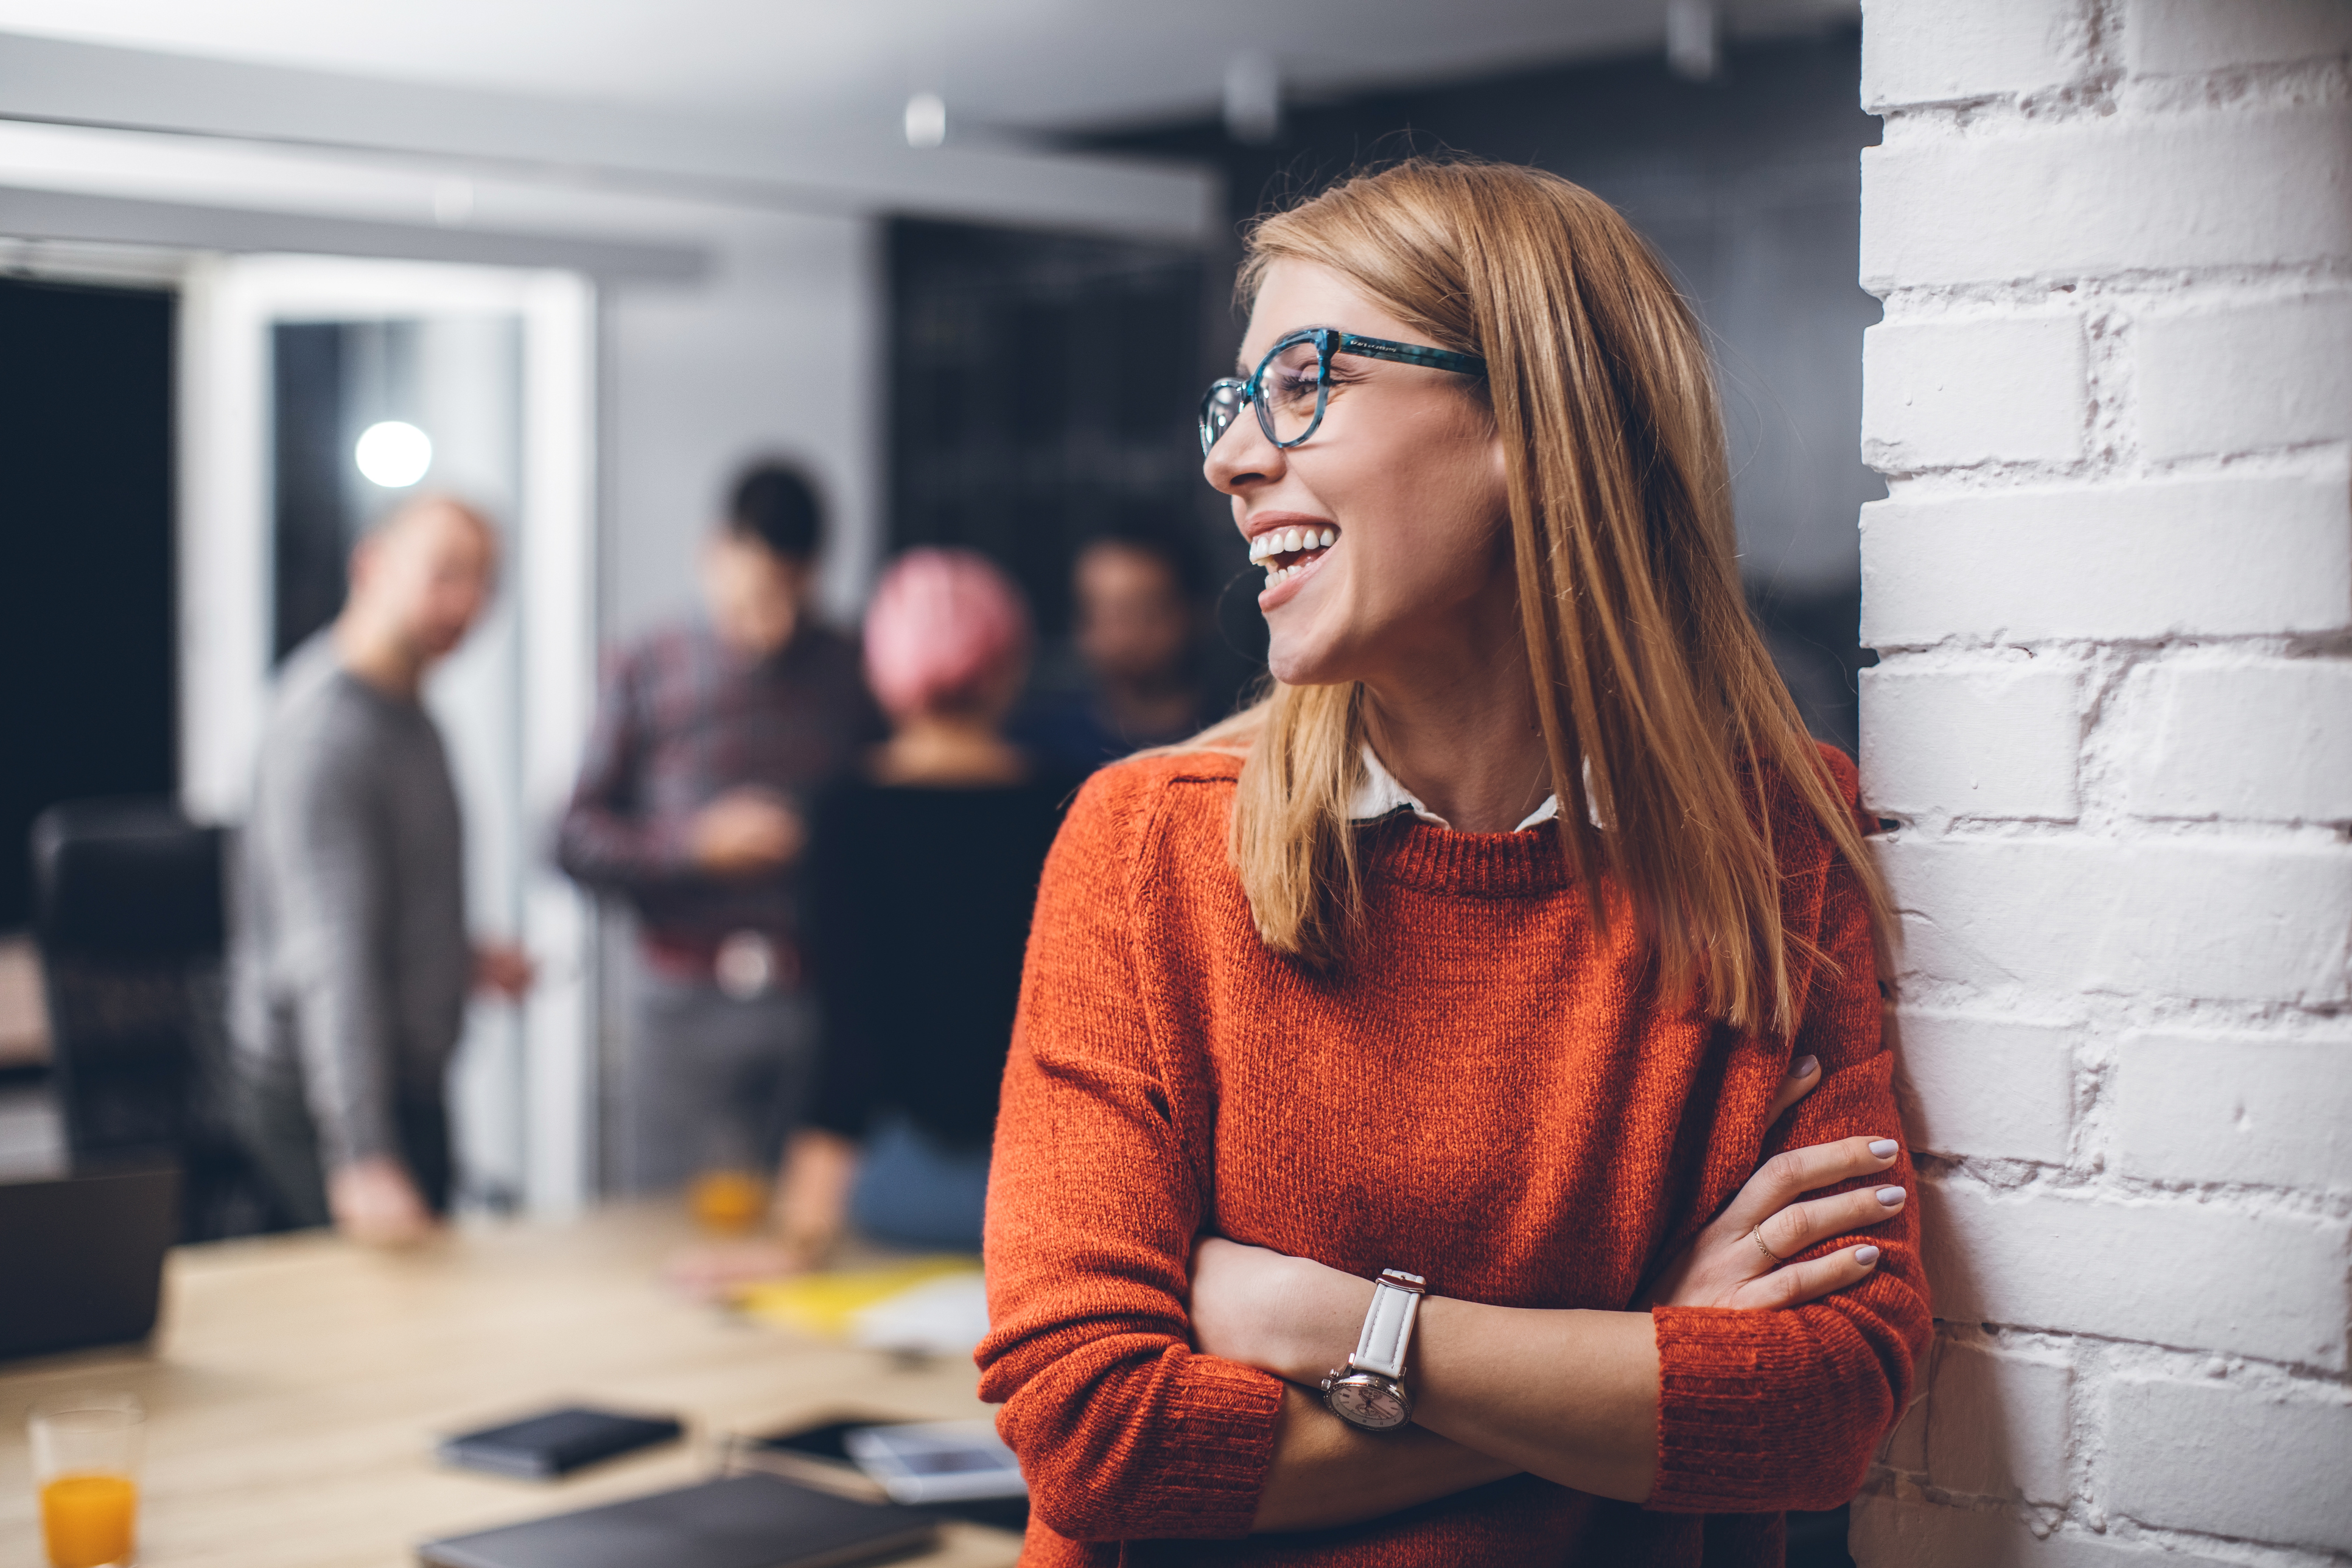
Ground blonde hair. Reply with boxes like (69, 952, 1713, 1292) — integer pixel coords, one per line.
(1187, 157, 1891, 1038)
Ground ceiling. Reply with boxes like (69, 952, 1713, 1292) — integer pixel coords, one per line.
(0, 0, 1859, 145)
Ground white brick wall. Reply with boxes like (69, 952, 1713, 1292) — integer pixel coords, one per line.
(2108, 1031, 2352, 1188)
(1858, 472, 2352, 644)
(2104, 1376, 2352, 1549)
(2138, 293, 2352, 459)
(1925, 1339, 2076, 1502)
(1852, 2, 2352, 1563)
(1894, 1012, 2077, 1164)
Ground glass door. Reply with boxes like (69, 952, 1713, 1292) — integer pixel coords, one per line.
(179, 254, 597, 1216)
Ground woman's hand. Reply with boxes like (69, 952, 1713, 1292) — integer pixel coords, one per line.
(1640, 1053, 1906, 1311)
(1189, 1054, 1909, 1376)
(1189, 1235, 1371, 1385)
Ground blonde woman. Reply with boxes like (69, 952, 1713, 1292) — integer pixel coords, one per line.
(978, 159, 1924, 1565)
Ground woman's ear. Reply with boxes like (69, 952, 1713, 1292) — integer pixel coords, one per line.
(1485, 418, 1514, 520)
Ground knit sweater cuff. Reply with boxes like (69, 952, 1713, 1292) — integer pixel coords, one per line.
(1649, 1306, 1813, 1512)
(1158, 1356, 1287, 1535)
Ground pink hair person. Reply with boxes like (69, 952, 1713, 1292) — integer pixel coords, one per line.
(863, 547, 1034, 720)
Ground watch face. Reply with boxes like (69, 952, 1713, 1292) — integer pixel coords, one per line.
(1326, 1376, 1409, 1431)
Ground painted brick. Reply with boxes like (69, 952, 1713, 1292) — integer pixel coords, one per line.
(1858, 4, 2352, 1563)
(1861, 103, 2352, 289)
(1925, 1340, 2073, 1502)
(1862, 0, 2089, 108)
(1862, 663, 2081, 819)
(2109, 1031, 2352, 1189)
(2124, 0, 2352, 77)
(2107, 1375, 2352, 1549)
(1859, 473, 2352, 646)
(2139, 293, 2352, 460)
(1863, 317, 2085, 469)
(1853, 1497, 2239, 1567)
(1879, 1379, 1930, 1471)
(2119, 659, 2352, 823)
(1892, 1010, 2075, 1164)
(1919, 1177, 2351, 1367)
(1883, 836, 2352, 1005)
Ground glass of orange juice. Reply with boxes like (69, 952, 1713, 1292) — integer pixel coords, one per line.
(687, 1167, 768, 1234)
(29, 1393, 142, 1568)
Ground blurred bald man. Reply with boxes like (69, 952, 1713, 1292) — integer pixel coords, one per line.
(229, 495, 533, 1245)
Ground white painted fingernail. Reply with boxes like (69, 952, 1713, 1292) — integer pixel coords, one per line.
(1791, 1054, 1819, 1077)
(1876, 1186, 1906, 1206)
(1869, 1139, 1898, 1158)
(1855, 1245, 1881, 1265)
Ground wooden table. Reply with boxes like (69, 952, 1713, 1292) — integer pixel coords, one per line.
(0, 1207, 1021, 1568)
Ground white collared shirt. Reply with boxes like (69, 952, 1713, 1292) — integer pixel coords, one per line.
(1348, 744, 1564, 833)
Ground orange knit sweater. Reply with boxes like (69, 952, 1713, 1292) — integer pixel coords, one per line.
(977, 745, 1927, 1566)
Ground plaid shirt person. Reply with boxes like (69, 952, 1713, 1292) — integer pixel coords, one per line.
(556, 619, 882, 978)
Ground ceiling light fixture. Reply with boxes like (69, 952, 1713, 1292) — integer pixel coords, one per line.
(905, 91, 947, 149)
(355, 421, 433, 488)
(1223, 52, 1281, 145)
(1666, 0, 1722, 82)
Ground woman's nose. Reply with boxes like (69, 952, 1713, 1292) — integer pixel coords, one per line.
(1204, 412, 1282, 495)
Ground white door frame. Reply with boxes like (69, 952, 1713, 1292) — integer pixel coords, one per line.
(178, 252, 598, 1215)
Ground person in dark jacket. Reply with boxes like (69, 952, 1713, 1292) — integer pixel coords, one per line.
(671, 547, 1069, 1290)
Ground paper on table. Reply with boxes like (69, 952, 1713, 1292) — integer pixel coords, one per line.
(846, 1272, 992, 1359)
(732, 1258, 981, 1343)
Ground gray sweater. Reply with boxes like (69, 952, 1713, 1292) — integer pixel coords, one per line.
(228, 634, 470, 1168)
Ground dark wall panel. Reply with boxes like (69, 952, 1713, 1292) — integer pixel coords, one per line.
(890, 220, 1266, 709)
(0, 276, 178, 929)
(1085, 27, 1881, 746)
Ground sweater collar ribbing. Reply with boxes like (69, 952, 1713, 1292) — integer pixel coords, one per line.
(1355, 814, 1580, 897)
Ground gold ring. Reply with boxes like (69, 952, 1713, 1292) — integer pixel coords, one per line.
(1751, 1225, 1785, 1265)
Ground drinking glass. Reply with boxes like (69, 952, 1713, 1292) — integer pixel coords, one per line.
(29, 1393, 143, 1568)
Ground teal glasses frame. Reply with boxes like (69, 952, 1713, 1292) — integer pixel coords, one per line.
(1199, 327, 1487, 457)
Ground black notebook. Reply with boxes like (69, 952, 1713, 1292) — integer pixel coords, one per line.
(415, 1473, 939, 1568)
(438, 1407, 684, 1480)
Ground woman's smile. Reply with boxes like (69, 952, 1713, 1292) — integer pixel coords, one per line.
(1246, 516, 1340, 603)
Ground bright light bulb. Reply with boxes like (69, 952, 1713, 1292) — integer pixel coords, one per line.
(355, 421, 432, 488)
(905, 91, 947, 149)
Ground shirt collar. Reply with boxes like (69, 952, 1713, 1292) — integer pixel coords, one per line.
(1348, 745, 1563, 834)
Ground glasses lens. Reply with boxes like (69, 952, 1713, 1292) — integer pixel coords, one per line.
(1200, 381, 1246, 455)
(1256, 338, 1325, 446)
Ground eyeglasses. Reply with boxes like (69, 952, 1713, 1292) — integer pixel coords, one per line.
(1199, 327, 1487, 458)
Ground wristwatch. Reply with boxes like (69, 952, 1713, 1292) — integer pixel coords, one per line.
(1319, 1269, 1427, 1432)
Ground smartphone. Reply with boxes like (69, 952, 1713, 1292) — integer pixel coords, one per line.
(842, 1420, 1028, 1505)
(730, 1414, 1030, 1531)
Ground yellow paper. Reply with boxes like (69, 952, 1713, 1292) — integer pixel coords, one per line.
(733, 1258, 980, 1339)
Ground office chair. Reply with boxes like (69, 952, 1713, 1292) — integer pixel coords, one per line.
(30, 797, 284, 1241)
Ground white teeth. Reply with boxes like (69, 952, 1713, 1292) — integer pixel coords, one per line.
(1251, 527, 1339, 573)
(1249, 527, 1337, 561)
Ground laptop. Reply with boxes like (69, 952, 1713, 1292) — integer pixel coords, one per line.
(0, 1164, 181, 1361)
(416, 1473, 939, 1568)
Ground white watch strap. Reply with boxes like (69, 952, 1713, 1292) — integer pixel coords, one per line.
(1349, 1270, 1427, 1381)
